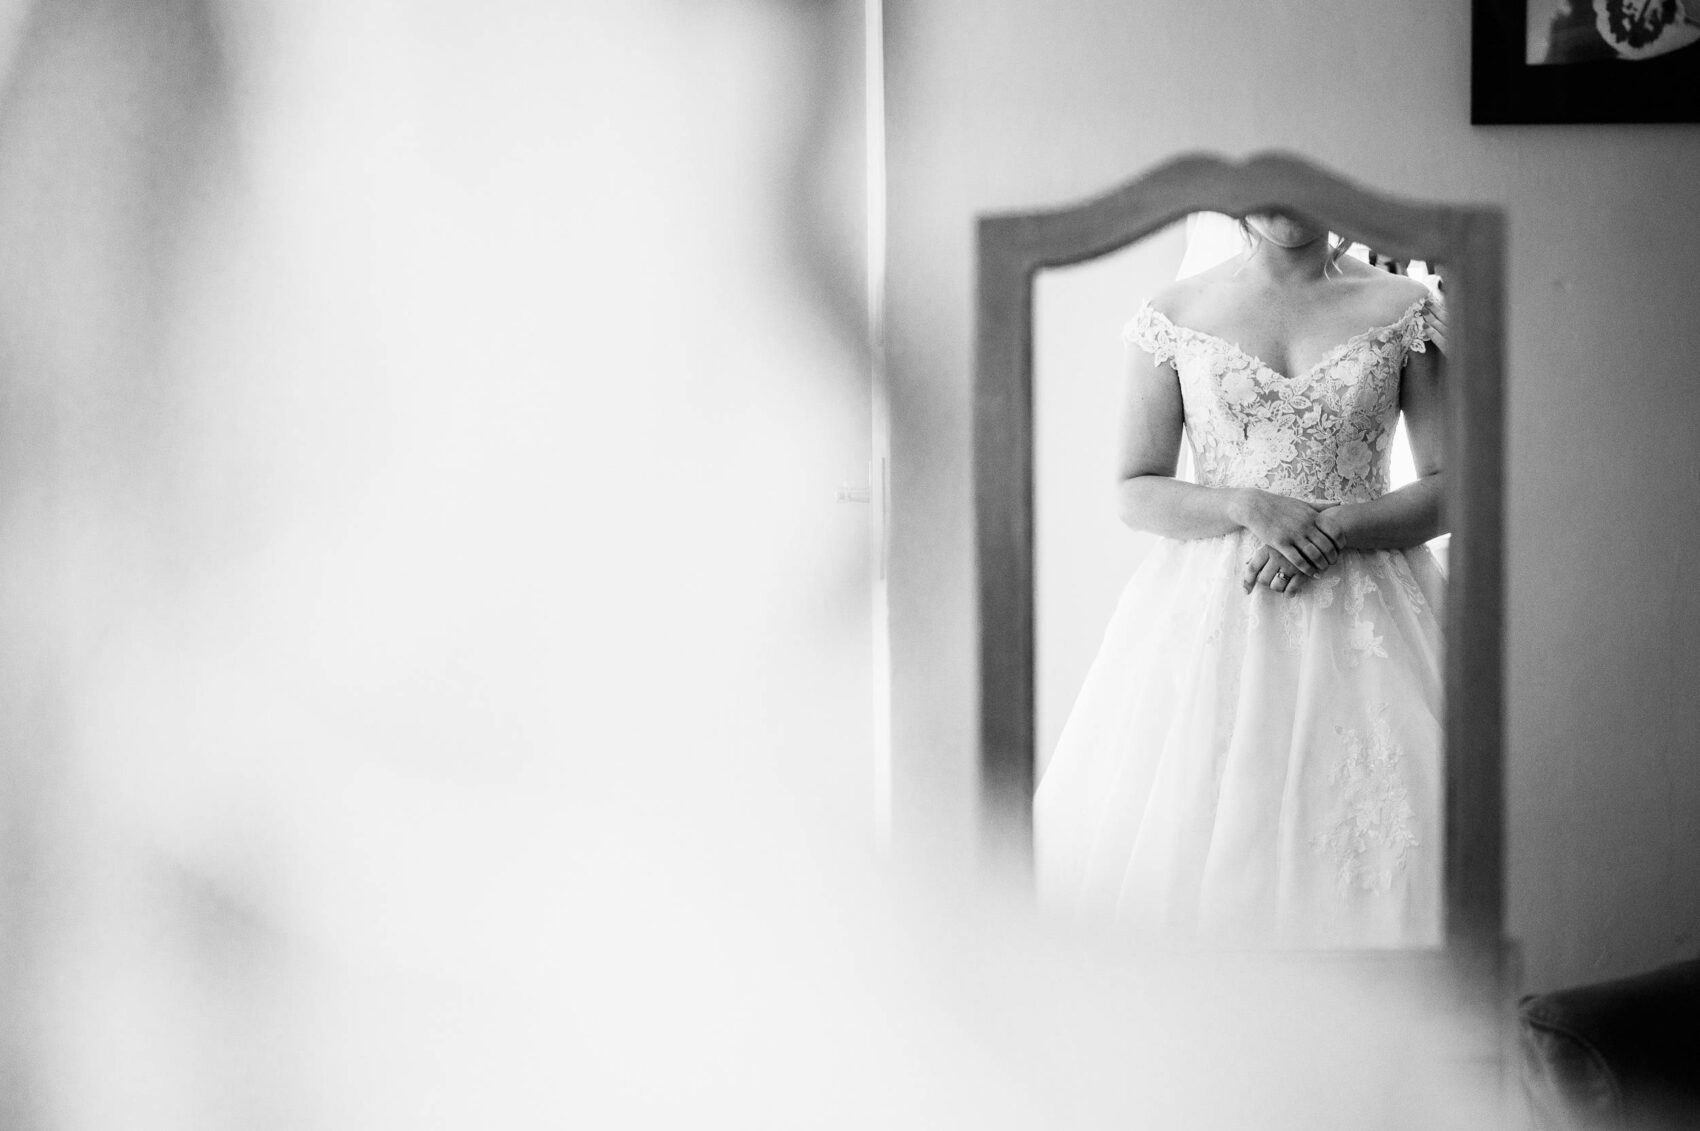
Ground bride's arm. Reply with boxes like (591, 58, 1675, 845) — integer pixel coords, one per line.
(1114, 343, 1236, 537)
(1116, 343, 1338, 574)
(1317, 342, 1447, 550)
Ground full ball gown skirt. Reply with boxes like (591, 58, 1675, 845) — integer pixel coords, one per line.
(1034, 296, 1445, 949)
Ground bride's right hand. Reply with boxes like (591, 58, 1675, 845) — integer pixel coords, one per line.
(1232, 490, 1341, 577)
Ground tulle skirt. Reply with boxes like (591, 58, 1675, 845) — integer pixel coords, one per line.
(1034, 530, 1445, 949)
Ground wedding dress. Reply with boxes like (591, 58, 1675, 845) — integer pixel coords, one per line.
(1034, 295, 1445, 949)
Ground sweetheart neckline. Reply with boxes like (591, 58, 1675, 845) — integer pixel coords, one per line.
(1139, 296, 1428, 383)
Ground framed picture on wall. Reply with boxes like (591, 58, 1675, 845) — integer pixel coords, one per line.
(1474, 0, 1700, 122)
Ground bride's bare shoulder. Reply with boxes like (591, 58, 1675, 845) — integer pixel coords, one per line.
(1145, 259, 1240, 324)
(1337, 256, 1431, 319)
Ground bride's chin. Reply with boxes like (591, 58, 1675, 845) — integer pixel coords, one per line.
(1246, 214, 1324, 249)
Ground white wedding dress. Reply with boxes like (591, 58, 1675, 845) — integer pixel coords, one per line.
(1034, 296, 1445, 949)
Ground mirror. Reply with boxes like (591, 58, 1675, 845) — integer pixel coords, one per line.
(974, 154, 1507, 971)
(1034, 215, 1449, 949)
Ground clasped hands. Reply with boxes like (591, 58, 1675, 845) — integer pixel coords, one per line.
(1238, 491, 1346, 598)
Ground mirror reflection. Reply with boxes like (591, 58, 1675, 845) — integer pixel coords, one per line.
(1031, 212, 1449, 950)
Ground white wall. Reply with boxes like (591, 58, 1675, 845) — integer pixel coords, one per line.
(1033, 226, 1183, 775)
(886, 0, 1700, 993)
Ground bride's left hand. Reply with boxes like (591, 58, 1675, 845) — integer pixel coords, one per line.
(1246, 504, 1350, 595)
(1242, 544, 1315, 597)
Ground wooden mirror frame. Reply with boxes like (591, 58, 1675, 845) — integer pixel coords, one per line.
(974, 152, 1507, 963)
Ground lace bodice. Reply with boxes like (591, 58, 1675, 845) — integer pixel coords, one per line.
(1124, 297, 1435, 505)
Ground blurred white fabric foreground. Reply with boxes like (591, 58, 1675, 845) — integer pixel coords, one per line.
(0, 1, 1503, 1127)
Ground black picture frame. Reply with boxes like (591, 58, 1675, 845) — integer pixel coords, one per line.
(1474, 0, 1700, 123)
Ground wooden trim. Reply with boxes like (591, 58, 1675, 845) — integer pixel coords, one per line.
(974, 220, 1037, 872)
(1443, 209, 1508, 951)
(973, 151, 1508, 953)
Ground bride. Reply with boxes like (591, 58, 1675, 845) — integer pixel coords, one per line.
(1033, 211, 1447, 949)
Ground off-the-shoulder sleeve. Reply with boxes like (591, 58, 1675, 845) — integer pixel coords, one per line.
(1398, 294, 1442, 358)
(1121, 302, 1178, 368)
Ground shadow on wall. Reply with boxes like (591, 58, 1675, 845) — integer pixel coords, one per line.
(0, 1, 234, 1125)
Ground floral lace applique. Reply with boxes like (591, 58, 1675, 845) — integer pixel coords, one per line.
(1128, 299, 1429, 506)
(1123, 303, 1179, 369)
(1341, 570, 1387, 666)
(1345, 619, 1388, 663)
(1387, 553, 1430, 613)
(1400, 295, 1439, 357)
(1311, 705, 1419, 895)
(1278, 592, 1306, 654)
